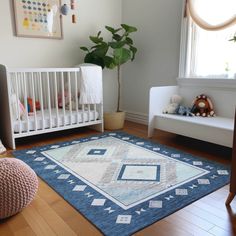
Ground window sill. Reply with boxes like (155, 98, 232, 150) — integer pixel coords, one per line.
(177, 77, 236, 90)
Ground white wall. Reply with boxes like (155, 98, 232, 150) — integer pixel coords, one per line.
(122, 0, 183, 121)
(0, 0, 122, 111)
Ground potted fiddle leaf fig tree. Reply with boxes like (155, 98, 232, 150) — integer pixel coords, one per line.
(80, 24, 137, 130)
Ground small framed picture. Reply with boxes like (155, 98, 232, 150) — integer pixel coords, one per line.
(13, 0, 63, 39)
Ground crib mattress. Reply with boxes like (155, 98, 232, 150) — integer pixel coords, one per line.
(13, 109, 99, 133)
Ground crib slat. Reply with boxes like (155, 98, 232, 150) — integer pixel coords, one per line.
(23, 72, 29, 133)
(75, 71, 79, 124)
(54, 72, 59, 127)
(68, 72, 72, 125)
(88, 104, 91, 121)
(94, 104, 97, 121)
(61, 72, 66, 126)
(82, 104, 85, 123)
(47, 72, 52, 129)
(14, 73, 22, 134)
(38, 72, 45, 130)
(31, 72, 38, 131)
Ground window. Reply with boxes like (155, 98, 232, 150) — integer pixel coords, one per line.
(182, 0, 236, 79)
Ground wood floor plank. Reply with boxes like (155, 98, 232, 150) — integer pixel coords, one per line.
(42, 195, 102, 235)
(32, 196, 77, 236)
(64, 215, 103, 236)
(0, 223, 14, 236)
(137, 219, 193, 236)
(192, 199, 231, 220)
(13, 226, 36, 236)
(209, 226, 234, 236)
(165, 213, 214, 236)
(21, 204, 56, 236)
(49, 199, 78, 221)
(185, 204, 232, 232)
(37, 180, 62, 205)
(168, 207, 215, 231)
(6, 212, 29, 233)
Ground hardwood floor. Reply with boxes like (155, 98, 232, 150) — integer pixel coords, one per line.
(0, 121, 235, 236)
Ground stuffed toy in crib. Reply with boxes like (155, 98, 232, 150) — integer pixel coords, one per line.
(58, 91, 79, 110)
(11, 94, 26, 120)
(27, 98, 40, 112)
(191, 94, 215, 117)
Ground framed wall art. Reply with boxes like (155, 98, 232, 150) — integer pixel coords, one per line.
(13, 0, 63, 39)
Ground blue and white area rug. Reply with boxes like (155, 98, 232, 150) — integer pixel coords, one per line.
(13, 132, 230, 236)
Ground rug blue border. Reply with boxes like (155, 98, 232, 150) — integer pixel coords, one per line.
(13, 132, 230, 236)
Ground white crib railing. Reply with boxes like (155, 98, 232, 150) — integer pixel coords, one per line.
(0, 65, 104, 149)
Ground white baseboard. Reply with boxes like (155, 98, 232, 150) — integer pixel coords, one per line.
(125, 111, 148, 125)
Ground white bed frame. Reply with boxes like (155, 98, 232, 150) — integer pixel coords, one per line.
(0, 64, 104, 149)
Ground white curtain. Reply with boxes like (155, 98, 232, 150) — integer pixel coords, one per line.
(186, 0, 236, 31)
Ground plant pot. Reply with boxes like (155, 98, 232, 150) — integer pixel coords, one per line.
(104, 111, 125, 130)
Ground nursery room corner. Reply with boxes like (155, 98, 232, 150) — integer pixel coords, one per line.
(0, 0, 236, 236)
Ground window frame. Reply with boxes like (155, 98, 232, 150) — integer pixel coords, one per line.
(178, 0, 236, 86)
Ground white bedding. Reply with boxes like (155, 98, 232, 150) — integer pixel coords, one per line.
(13, 109, 99, 133)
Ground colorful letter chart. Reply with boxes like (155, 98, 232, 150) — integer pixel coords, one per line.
(13, 0, 62, 39)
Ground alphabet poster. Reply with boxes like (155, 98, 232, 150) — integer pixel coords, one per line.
(13, 0, 63, 39)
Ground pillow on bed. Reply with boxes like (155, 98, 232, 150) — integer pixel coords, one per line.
(11, 94, 26, 121)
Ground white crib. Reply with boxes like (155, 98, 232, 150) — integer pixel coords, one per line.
(0, 64, 104, 149)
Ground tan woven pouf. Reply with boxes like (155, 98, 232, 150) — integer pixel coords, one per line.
(0, 158, 38, 219)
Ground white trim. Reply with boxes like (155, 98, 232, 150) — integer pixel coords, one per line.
(177, 77, 236, 90)
(9, 68, 80, 73)
(125, 110, 148, 125)
(179, 0, 189, 78)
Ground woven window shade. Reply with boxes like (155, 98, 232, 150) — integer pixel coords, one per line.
(186, 0, 236, 31)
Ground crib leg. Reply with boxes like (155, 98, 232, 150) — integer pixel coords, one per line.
(90, 123, 104, 132)
(3, 135, 15, 150)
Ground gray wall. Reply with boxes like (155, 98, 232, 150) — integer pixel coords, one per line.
(122, 0, 183, 117)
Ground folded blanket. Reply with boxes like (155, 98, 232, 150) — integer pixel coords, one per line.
(75, 64, 102, 104)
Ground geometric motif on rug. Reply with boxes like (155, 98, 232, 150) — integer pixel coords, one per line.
(13, 132, 230, 236)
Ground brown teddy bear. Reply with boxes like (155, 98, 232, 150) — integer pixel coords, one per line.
(191, 94, 215, 117)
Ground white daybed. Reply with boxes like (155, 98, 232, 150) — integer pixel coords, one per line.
(148, 81, 236, 148)
(0, 64, 104, 149)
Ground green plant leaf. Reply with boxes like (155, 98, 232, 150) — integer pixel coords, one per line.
(81, 24, 137, 70)
(92, 43, 109, 57)
(108, 40, 127, 49)
(129, 46, 137, 60)
(80, 46, 89, 52)
(229, 35, 236, 42)
(91, 45, 99, 49)
(121, 24, 137, 33)
(114, 48, 132, 65)
(126, 37, 133, 45)
(89, 36, 103, 44)
(105, 26, 122, 34)
(105, 26, 115, 34)
(104, 56, 116, 69)
(84, 53, 105, 69)
(112, 34, 122, 41)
